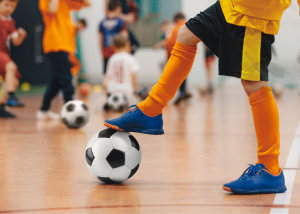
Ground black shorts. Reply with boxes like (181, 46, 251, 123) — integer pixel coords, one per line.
(185, 1, 275, 81)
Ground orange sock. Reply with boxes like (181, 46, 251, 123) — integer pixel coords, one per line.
(249, 87, 280, 175)
(137, 42, 197, 116)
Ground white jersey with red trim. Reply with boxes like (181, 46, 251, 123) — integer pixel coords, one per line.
(106, 51, 140, 94)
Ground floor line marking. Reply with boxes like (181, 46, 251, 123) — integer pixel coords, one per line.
(285, 137, 300, 168)
(270, 208, 289, 214)
(1, 203, 300, 214)
(270, 120, 300, 213)
(282, 168, 300, 170)
(273, 170, 296, 205)
(295, 120, 300, 136)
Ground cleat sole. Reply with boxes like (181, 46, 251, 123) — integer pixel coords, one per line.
(222, 186, 287, 195)
(223, 186, 232, 192)
(104, 122, 124, 131)
(104, 122, 164, 135)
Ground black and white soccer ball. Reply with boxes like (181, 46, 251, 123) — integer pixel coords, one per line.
(85, 129, 141, 183)
(61, 100, 90, 129)
(108, 93, 128, 111)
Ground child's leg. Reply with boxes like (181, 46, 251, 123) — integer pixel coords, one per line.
(242, 80, 280, 175)
(205, 57, 214, 83)
(41, 53, 61, 111)
(103, 58, 109, 74)
(137, 25, 200, 116)
(1, 90, 8, 105)
(4, 62, 24, 107)
(179, 79, 187, 95)
(4, 62, 18, 92)
(56, 52, 74, 103)
(14, 78, 19, 90)
(0, 79, 15, 118)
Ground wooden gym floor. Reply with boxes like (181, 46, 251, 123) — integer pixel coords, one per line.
(0, 83, 300, 214)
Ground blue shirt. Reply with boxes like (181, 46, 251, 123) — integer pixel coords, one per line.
(99, 17, 126, 48)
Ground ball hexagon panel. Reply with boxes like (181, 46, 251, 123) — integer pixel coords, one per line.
(66, 103, 75, 112)
(109, 165, 131, 183)
(98, 176, 119, 184)
(98, 129, 117, 138)
(110, 131, 132, 152)
(75, 117, 85, 126)
(125, 147, 141, 169)
(85, 148, 94, 166)
(82, 103, 88, 111)
(86, 132, 100, 150)
(92, 138, 113, 159)
(128, 164, 140, 179)
(129, 135, 140, 151)
(86, 162, 98, 178)
(92, 158, 112, 177)
(113, 96, 119, 102)
(106, 149, 125, 168)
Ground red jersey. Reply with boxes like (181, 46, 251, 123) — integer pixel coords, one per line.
(0, 16, 17, 53)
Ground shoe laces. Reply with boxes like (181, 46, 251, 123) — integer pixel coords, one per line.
(239, 164, 262, 180)
(121, 105, 138, 116)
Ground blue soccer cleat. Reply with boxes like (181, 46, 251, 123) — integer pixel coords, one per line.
(223, 163, 287, 194)
(104, 105, 164, 135)
(7, 96, 24, 107)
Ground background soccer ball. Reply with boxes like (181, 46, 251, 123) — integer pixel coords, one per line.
(85, 129, 141, 183)
(61, 100, 90, 129)
(78, 82, 92, 98)
(108, 93, 128, 111)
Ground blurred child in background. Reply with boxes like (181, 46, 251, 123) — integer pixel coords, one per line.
(153, 20, 172, 72)
(0, 0, 27, 118)
(153, 20, 172, 51)
(37, 0, 90, 120)
(204, 45, 215, 94)
(103, 34, 140, 109)
(100, 0, 128, 74)
(105, 0, 140, 54)
(165, 12, 191, 105)
(70, 19, 87, 76)
(76, 19, 87, 33)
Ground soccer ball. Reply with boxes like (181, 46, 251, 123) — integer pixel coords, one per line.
(108, 93, 128, 111)
(61, 100, 90, 129)
(85, 129, 141, 183)
(78, 83, 92, 98)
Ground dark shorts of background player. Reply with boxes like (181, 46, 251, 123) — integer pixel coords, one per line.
(185, 1, 275, 81)
(41, 51, 74, 111)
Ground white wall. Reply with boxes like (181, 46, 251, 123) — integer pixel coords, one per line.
(78, 0, 105, 82)
(78, 0, 300, 87)
(274, 0, 300, 84)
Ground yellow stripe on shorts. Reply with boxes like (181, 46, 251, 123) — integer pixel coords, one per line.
(241, 27, 262, 81)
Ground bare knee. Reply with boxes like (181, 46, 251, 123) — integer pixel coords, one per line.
(241, 79, 269, 96)
(177, 25, 201, 47)
(5, 62, 17, 73)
